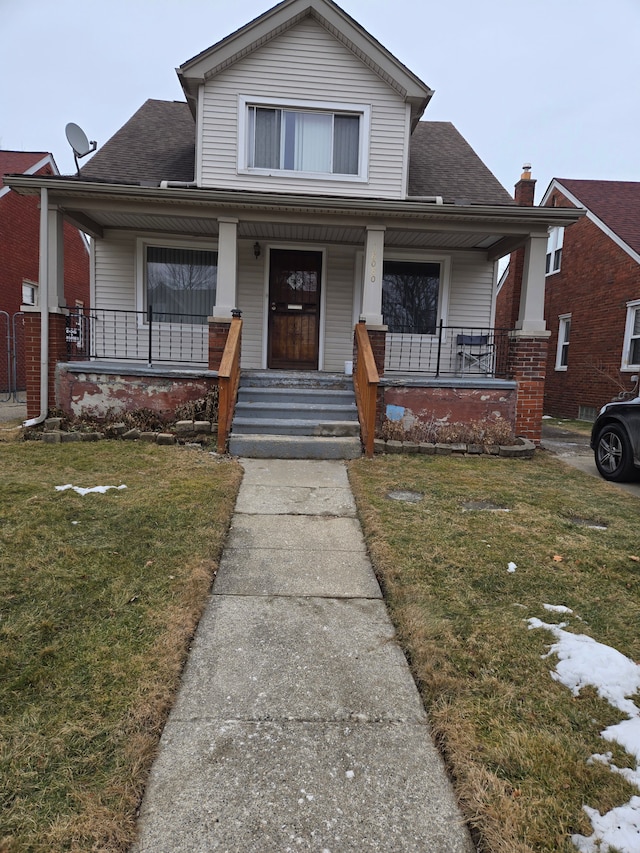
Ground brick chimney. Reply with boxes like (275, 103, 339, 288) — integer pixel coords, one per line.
(514, 163, 536, 207)
(495, 165, 538, 331)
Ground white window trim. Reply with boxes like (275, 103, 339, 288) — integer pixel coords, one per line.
(546, 226, 564, 276)
(135, 236, 218, 322)
(555, 313, 571, 371)
(21, 279, 39, 307)
(237, 95, 371, 183)
(621, 299, 640, 371)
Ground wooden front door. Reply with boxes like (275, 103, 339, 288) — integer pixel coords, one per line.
(268, 249, 322, 369)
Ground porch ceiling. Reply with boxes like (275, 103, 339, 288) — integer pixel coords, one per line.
(6, 176, 585, 257)
(56, 207, 514, 254)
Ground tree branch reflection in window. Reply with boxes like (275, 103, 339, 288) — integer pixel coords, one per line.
(382, 261, 440, 334)
(147, 247, 218, 323)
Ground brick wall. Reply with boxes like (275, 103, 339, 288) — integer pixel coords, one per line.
(0, 163, 90, 317)
(208, 320, 231, 370)
(508, 334, 549, 442)
(543, 188, 640, 418)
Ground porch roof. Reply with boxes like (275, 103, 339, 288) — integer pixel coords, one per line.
(6, 174, 584, 259)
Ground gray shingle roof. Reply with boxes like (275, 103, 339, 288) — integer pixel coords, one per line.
(408, 122, 513, 205)
(80, 100, 196, 185)
(80, 99, 513, 205)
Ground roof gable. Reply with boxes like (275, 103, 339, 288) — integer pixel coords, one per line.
(545, 178, 640, 260)
(177, 0, 432, 128)
(0, 151, 57, 195)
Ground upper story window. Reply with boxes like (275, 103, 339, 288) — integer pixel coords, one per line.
(622, 300, 640, 370)
(546, 226, 564, 275)
(240, 96, 370, 181)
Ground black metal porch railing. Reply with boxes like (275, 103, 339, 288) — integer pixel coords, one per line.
(65, 307, 209, 366)
(385, 321, 511, 378)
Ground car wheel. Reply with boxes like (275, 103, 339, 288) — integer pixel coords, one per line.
(594, 423, 637, 482)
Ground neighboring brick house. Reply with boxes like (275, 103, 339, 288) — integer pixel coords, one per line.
(0, 151, 90, 392)
(540, 179, 640, 420)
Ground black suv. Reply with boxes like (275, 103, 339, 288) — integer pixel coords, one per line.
(591, 399, 640, 482)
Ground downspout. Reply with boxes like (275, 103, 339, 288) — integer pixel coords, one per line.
(24, 186, 49, 426)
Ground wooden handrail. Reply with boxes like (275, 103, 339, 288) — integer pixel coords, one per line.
(353, 322, 379, 458)
(216, 317, 242, 454)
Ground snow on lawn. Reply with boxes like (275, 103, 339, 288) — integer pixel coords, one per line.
(55, 484, 127, 496)
(528, 615, 640, 852)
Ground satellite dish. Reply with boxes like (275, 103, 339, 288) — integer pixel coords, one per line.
(65, 122, 97, 174)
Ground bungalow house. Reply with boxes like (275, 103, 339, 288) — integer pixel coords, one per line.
(0, 151, 89, 399)
(6, 0, 582, 455)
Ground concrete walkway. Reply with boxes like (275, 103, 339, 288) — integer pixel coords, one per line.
(133, 458, 473, 852)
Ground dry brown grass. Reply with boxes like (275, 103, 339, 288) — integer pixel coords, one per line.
(0, 441, 242, 852)
(349, 451, 640, 852)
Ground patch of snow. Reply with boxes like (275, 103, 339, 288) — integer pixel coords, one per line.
(529, 616, 640, 852)
(543, 604, 573, 614)
(55, 484, 127, 496)
(507, 561, 517, 573)
(572, 798, 640, 852)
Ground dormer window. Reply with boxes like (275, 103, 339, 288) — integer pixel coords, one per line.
(239, 96, 370, 181)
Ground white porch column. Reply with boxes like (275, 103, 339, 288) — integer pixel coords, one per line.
(47, 206, 65, 309)
(361, 226, 386, 326)
(213, 217, 238, 319)
(516, 233, 548, 333)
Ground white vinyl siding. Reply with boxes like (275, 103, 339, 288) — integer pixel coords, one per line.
(94, 232, 137, 310)
(322, 246, 356, 371)
(237, 240, 266, 369)
(199, 18, 408, 198)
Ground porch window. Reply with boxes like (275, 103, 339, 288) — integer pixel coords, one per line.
(546, 227, 564, 275)
(382, 260, 441, 334)
(242, 97, 369, 179)
(146, 246, 217, 323)
(622, 300, 640, 370)
(555, 314, 571, 370)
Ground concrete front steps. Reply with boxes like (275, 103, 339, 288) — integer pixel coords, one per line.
(228, 371, 363, 459)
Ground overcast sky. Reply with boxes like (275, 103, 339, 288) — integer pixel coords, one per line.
(2, 0, 639, 203)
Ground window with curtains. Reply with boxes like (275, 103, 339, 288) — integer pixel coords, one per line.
(146, 246, 217, 323)
(242, 98, 368, 178)
(382, 261, 441, 334)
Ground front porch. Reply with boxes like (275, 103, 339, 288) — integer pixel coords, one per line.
(44, 313, 535, 458)
(9, 177, 583, 449)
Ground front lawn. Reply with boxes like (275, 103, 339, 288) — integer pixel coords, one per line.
(349, 452, 640, 853)
(0, 442, 242, 852)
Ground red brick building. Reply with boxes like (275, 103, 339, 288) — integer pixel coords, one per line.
(497, 175, 640, 421)
(541, 179, 640, 420)
(0, 151, 90, 392)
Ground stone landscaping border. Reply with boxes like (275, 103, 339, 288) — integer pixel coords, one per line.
(373, 437, 536, 458)
(26, 417, 536, 459)
(31, 417, 218, 448)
